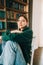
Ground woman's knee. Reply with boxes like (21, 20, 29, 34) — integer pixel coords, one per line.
(5, 40, 17, 52)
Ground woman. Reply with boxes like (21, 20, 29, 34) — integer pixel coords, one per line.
(0, 15, 33, 65)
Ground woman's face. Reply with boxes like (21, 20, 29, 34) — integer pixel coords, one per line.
(17, 16, 27, 30)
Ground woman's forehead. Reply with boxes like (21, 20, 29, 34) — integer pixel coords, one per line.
(18, 16, 25, 20)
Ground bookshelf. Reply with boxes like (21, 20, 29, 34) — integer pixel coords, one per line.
(0, 0, 29, 36)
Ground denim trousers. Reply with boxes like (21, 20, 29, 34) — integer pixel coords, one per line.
(0, 40, 26, 65)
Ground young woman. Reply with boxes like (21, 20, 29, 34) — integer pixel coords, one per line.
(0, 15, 33, 65)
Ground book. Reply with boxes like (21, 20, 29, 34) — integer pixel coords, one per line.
(7, 22, 18, 30)
(6, 0, 10, 7)
(6, 0, 12, 8)
(10, 11, 14, 19)
(19, 4, 24, 11)
(19, 0, 23, 2)
(0, 22, 2, 29)
(23, 0, 27, 3)
(0, 21, 5, 29)
(6, 11, 10, 19)
(7, 11, 14, 19)
(1, 0, 4, 6)
(0, 0, 4, 6)
(12, 2, 19, 10)
(16, 13, 22, 19)
(0, 10, 5, 18)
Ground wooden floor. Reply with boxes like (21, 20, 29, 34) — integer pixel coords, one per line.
(33, 47, 43, 65)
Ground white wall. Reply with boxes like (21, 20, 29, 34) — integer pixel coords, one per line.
(32, 0, 43, 49)
(39, 0, 43, 47)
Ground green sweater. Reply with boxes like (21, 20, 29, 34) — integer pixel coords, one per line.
(2, 26, 33, 63)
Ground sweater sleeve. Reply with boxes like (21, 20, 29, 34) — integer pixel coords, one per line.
(14, 29, 33, 43)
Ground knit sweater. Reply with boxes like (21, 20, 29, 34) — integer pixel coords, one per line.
(2, 26, 33, 63)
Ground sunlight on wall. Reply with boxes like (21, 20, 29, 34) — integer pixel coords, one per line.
(39, 0, 43, 47)
(32, 0, 43, 49)
(32, 0, 41, 50)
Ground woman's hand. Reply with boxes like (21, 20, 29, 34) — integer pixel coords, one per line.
(11, 30, 22, 33)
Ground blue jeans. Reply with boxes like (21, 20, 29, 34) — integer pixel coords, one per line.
(0, 40, 26, 65)
(2, 41, 6, 51)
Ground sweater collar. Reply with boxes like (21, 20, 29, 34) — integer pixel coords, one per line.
(22, 26, 29, 31)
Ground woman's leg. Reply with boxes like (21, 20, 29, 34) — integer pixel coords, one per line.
(0, 40, 26, 65)
(3, 40, 17, 65)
